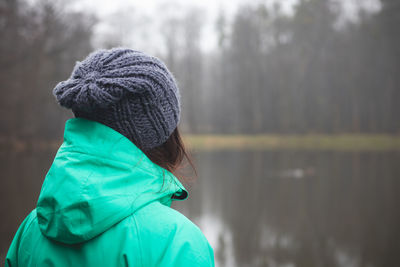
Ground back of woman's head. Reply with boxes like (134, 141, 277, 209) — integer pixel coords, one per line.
(52, 47, 193, 177)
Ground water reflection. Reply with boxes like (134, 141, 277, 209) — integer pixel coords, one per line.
(1, 149, 399, 267)
(173, 151, 400, 267)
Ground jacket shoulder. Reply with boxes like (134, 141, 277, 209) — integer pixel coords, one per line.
(5, 210, 37, 267)
(133, 201, 215, 267)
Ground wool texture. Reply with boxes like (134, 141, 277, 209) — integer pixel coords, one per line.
(53, 48, 181, 150)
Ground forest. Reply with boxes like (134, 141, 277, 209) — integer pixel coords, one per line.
(1, 0, 399, 140)
(2, 1, 400, 266)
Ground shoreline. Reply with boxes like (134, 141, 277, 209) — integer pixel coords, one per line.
(1, 134, 400, 152)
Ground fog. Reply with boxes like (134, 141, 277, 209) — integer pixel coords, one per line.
(1, 0, 399, 266)
(1, 0, 397, 137)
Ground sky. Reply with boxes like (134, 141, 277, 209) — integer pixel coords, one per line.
(68, 0, 299, 54)
(70, 0, 299, 20)
(67, 0, 381, 55)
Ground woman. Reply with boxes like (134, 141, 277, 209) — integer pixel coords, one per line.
(6, 48, 214, 266)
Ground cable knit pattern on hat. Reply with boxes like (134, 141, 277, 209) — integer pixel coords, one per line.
(53, 48, 181, 150)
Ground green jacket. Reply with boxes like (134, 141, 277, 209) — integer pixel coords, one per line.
(6, 118, 214, 267)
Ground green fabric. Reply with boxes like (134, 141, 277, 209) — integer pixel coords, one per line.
(6, 118, 214, 267)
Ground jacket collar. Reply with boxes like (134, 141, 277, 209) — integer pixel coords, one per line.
(36, 118, 187, 244)
(62, 118, 188, 199)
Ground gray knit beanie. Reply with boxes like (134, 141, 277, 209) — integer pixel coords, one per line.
(53, 48, 181, 151)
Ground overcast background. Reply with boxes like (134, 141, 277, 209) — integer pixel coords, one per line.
(1, 0, 400, 266)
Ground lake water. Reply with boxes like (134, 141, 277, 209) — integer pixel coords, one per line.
(1, 149, 399, 267)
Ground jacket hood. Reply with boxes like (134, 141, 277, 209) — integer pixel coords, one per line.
(36, 118, 188, 244)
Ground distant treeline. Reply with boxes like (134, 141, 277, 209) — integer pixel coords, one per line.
(0, 0, 94, 139)
(171, 0, 400, 134)
(0, 0, 399, 140)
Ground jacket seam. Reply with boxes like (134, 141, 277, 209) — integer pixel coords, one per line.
(57, 148, 140, 165)
(55, 149, 187, 195)
(56, 145, 188, 194)
(56, 149, 159, 176)
(131, 214, 145, 267)
(23, 212, 40, 267)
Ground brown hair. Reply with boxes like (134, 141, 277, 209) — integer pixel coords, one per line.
(143, 127, 196, 184)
